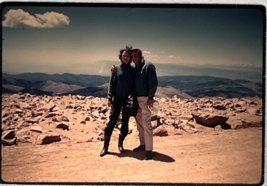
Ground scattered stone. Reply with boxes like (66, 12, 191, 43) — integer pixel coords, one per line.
(30, 126, 43, 133)
(235, 120, 262, 129)
(2, 138, 17, 146)
(56, 123, 69, 130)
(2, 130, 15, 140)
(36, 132, 61, 145)
(213, 104, 227, 110)
(26, 116, 41, 124)
(15, 109, 23, 114)
(192, 113, 229, 127)
(44, 112, 59, 118)
(178, 115, 193, 121)
(153, 126, 168, 136)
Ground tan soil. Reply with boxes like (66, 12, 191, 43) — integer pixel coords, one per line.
(1, 125, 262, 184)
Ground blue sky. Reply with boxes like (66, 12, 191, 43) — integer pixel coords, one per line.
(2, 4, 264, 75)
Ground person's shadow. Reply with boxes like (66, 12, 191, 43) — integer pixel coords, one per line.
(108, 150, 175, 162)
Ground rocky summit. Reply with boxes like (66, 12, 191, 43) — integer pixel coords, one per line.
(1, 93, 263, 146)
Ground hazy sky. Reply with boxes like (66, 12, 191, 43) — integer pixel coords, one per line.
(2, 4, 264, 74)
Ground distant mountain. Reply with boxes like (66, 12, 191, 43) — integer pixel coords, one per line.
(157, 76, 262, 98)
(155, 86, 193, 99)
(60, 86, 108, 97)
(33, 80, 84, 94)
(153, 63, 262, 83)
(2, 73, 263, 98)
(2, 84, 24, 93)
(2, 78, 43, 88)
(18, 88, 53, 96)
(60, 84, 191, 99)
(2, 73, 110, 87)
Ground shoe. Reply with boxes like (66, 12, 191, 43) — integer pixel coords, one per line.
(133, 145, 145, 152)
(100, 137, 110, 157)
(118, 135, 125, 153)
(100, 147, 108, 157)
(144, 151, 153, 160)
(118, 145, 125, 153)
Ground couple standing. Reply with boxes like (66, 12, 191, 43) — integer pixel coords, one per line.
(100, 46, 158, 160)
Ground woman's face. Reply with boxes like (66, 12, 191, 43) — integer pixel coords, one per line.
(121, 51, 131, 64)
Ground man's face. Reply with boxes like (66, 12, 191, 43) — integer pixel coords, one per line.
(122, 51, 130, 64)
(131, 51, 142, 65)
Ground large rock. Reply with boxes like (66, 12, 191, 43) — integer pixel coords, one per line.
(52, 115, 69, 122)
(2, 130, 16, 146)
(192, 113, 229, 127)
(153, 126, 168, 136)
(2, 130, 15, 139)
(44, 112, 59, 118)
(56, 123, 69, 130)
(36, 132, 61, 145)
(30, 126, 43, 133)
(213, 104, 227, 110)
(2, 138, 17, 146)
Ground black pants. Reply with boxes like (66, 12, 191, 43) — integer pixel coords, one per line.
(104, 97, 131, 139)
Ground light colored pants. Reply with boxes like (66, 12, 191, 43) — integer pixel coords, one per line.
(135, 96, 153, 151)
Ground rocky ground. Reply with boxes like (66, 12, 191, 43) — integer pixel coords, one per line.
(1, 93, 263, 184)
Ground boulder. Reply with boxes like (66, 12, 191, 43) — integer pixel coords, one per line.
(2, 130, 15, 139)
(56, 123, 69, 130)
(192, 113, 229, 127)
(52, 115, 69, 122)
(153, 126, 168, 136)
(2, 138, 17, 146)
(213, 104, 227, 110)
(2, 130, 16, 146)
(36, 132, 61, 145)
(30, 126, 43, 133)
(44, 112, 59, 118)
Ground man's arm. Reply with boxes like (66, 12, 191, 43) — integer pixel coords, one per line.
(147, 63, 158, 108)
(147, 64, 158, 100)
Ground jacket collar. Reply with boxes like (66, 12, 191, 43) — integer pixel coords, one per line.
(137, 58, 145, 67)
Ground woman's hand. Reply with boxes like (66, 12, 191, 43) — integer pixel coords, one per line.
(111, 65, 117, 73)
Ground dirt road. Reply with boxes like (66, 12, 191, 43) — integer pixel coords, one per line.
(1, 126, 263, 184)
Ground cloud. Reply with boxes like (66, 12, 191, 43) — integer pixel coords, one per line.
(147, 55, 158, 58)
(3, 9, 70, 28)
(143, 51, 151, 54)
(168, 55, 174, 58)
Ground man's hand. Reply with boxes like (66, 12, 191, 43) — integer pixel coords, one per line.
(147, 100, 154, 108)
(108, 103, 113, 107)
(111, 65, 117, 73)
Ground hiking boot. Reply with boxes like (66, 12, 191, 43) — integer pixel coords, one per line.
(118, 135, 125, 153)
(100, 147, 108, 157)
(133, 145, 145, 152)
(144, 151, 153, 160)
(100, 137, 110, 157)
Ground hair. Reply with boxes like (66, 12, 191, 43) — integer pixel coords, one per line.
(118, 45, 132, 62)
(131, 48, 142, 57)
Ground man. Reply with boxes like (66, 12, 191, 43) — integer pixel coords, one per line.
(131, 48, 158, 160)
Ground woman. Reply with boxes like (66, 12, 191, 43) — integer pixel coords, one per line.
(100, 46, 136, 157)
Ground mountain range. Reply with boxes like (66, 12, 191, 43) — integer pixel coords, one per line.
(2, 73, 263, 99)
